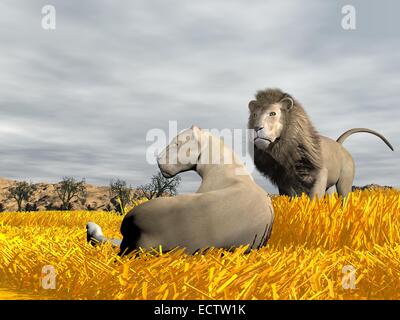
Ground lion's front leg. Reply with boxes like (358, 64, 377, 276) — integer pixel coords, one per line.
(310, 168, 328, 199)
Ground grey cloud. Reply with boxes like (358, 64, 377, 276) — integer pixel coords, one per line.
(0, 0, 398, 193)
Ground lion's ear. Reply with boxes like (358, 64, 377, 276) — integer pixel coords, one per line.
(248, 100, 257, 112)
(280, 97, 294, 111)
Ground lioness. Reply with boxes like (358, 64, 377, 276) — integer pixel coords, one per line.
(87, 126, 274, 255)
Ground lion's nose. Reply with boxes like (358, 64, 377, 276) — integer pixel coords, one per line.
(254, 126, 264, 132)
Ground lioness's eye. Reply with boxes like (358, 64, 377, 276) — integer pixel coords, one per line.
(269, 112, 276, 116)
(253, 113, 257, 118)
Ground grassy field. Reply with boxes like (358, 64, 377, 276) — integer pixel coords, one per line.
(0, 189, 399, 300)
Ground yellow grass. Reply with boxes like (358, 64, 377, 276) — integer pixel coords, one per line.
(0, 189, 399, 300)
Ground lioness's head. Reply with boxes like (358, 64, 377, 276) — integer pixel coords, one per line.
(157, 125, 205, 178)
(248, 88, 295, 151)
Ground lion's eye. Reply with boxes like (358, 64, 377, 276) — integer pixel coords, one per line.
(253, 113, 257, 118)
(269, 112, 277, 117)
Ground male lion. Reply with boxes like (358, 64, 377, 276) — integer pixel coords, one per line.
(248, 88, 394, 198)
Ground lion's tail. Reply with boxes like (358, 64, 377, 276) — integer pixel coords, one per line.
(336, 128, 394, 151)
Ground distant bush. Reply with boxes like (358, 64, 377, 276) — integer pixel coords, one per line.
(7, 181, 37, 212)
(86, 204, 96, 211)
(137, 172, 181, 200)
(109, 179, 133, 214)
(25, 203, 38, 212)
(55, 177, 87, 211)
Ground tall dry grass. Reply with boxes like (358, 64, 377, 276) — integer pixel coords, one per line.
(0, 189, 399, 300)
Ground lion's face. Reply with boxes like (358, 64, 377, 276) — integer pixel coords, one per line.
(248, 100, 289, 151)
(157, 126, 202, 178)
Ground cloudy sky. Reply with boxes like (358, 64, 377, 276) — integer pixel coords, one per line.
(0, 0, 398, 193)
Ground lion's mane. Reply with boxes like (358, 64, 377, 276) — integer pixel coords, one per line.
(249, 88, 322, 195)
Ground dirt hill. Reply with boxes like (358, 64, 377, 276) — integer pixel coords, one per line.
(0, 177, 114, 212)
(0, 177, 395, 212)
(352, 184, 394, 191)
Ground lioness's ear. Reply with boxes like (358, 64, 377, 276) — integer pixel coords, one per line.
(248, 100, 257, 112)
(191, 125, 202, 140)
(280, 97, 294, 111)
